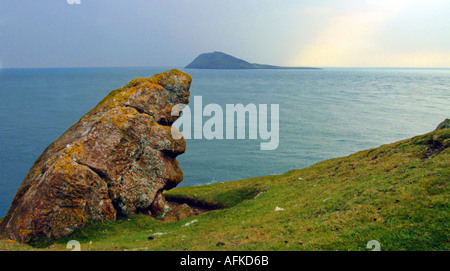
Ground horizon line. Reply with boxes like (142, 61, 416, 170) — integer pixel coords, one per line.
(1, 65, 449, 70)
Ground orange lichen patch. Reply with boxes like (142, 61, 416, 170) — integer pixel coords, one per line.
(125, 79, 160, 90)
(30, 168, 43, 180)
(124, 79, 150, 89)
(150, 69, 192, 88)
(97, 107, 139, 131)
(54, 207, 86, 227)
(125, 70, 192, 96)
(61, 141, 86, 161)
(53, 155, 78, 179)
(94, 82, 161, 114)
(17, 216, 34, 238)
(46, 141, 87, 180)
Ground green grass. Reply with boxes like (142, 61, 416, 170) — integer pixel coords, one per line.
(1, 128, 449, 251)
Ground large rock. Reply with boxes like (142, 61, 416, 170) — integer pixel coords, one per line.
(0, 69, 191, 243)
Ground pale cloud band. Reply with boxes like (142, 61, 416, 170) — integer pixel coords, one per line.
(291, 0, 449, 67)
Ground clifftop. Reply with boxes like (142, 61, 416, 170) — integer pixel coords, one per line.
(1, 119, 448, 250)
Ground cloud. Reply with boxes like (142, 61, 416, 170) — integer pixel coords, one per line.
(371, 51, 450, 68)
(290, 0, 449, 67)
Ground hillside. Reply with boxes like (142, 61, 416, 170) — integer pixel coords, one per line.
(1, 125, 448, 251)
(185, 51, 319, 69)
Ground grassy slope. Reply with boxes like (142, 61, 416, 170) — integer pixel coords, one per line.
(1, 128, 449, 251)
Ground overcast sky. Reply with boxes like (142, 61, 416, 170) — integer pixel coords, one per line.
(0, 0, 449, 68)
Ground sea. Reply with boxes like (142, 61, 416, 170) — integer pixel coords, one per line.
(0, 67, 448, 216)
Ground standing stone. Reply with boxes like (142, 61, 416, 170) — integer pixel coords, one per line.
(0, 69, 191, 243)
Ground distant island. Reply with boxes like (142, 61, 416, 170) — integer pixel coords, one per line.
(185, 51, 320, 70)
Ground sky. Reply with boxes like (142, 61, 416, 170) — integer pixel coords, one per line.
(0, 0, 449, 68)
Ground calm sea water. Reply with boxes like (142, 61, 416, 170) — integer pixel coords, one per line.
(0, 67, 448, 216)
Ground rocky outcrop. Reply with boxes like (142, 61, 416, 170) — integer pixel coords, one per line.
(0, 69, 191, 243)
(436, 118, 450, 130)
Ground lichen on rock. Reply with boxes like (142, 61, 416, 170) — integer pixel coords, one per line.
(0, 69, 191, 243)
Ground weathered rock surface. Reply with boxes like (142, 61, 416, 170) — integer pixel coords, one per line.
(0, 69, 191, 243)
(163, 203, 195, 222)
